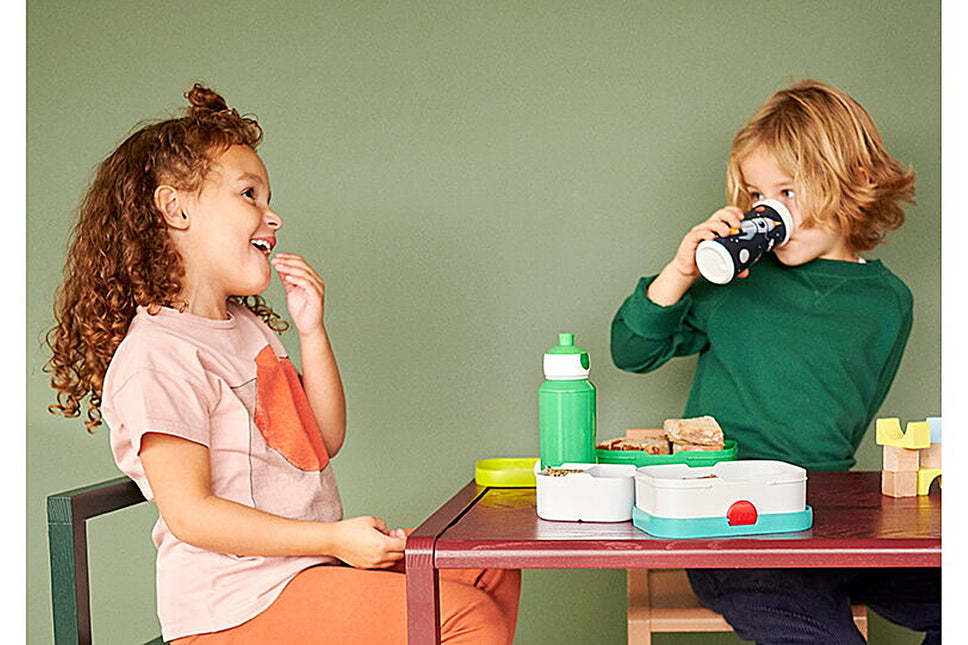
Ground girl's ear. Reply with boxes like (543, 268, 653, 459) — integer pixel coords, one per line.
(154, 185, 190, 230)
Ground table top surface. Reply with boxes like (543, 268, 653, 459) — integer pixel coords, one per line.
(418, 471, 940, 570)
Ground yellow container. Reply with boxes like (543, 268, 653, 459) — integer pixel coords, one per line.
(475, 458, 539, 487)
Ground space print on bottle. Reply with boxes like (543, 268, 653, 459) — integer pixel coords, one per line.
(695, 199, 794, 285)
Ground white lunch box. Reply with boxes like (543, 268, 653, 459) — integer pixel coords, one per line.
(632, 460, 812, 538)
(535, 462, 636, 522)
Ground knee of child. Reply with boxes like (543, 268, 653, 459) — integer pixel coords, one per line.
(439, 581, 514, 644)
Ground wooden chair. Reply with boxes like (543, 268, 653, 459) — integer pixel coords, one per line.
(47, 477, 165, 645)
(627, 569, 868, 644)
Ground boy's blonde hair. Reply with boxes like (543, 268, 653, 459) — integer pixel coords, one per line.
(726, 79, 915, 253)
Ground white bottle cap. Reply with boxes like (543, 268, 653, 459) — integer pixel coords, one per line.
(696, 240, 734, 285)
(543, 354, 591, 379)
(543, 333, 591, 380)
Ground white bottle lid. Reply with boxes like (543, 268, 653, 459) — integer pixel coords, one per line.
(543, 333, 591, 380)
(695, 240, 735, 285)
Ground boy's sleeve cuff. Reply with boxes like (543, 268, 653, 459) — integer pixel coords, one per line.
(620, 276, 693, 339)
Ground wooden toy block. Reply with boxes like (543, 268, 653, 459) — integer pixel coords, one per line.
(917, 468, 942, 495)
(626, 428, 666, 441)
(875, 418, 930, 449)
(882, 445, 919, 472)
(920, 443, 942, 469)
(926, 417, 942, 444)
(881, 471, 918, 497)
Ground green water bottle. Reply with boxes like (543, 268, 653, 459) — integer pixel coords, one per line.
(539, 333, 596, 469)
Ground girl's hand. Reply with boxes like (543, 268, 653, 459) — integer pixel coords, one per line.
(329, 515, 407, 569)
(669, 206, 748, 280)
(271, 253, 327, 335)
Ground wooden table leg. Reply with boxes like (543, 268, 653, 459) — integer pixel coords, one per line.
(406, 534, 441, 645)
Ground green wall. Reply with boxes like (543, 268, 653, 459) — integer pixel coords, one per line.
(27, 1, 939, 643)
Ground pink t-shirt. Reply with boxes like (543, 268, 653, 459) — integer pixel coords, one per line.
(102, 302, 343, 641)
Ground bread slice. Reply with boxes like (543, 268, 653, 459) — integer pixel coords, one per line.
(663, 415, 725, 447)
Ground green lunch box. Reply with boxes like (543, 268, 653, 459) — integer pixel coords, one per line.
(596, 439, 739, 467)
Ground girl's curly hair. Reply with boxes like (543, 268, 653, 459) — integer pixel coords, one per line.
(726, 79, 915, 253)
(46, 83, 288, 432)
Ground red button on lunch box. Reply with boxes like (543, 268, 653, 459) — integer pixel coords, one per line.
(727, 500, 758, 526)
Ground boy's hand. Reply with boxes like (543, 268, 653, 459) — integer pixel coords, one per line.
(669, 206, 748, 279)
(329, 515, 407, 569)
(647, 206, 749, 306)
(271, 253, 327, 336)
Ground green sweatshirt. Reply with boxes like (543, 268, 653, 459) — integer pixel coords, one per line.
(610, 255, 913, 471)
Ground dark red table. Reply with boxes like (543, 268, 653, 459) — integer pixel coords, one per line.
(404, 470, 940, 644)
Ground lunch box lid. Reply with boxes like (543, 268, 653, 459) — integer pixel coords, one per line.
(634, 459, 807, 489)
(475, 457, 539, 487)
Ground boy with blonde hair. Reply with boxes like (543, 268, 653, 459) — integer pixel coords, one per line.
(611, 80, 939, 643)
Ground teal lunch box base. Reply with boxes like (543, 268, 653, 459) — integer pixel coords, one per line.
(631, 505, 813, 539)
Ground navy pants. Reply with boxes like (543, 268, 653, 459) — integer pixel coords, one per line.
(687, 568, 941, 644)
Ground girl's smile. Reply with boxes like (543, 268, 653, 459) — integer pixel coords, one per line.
(168, 145, 283, 318)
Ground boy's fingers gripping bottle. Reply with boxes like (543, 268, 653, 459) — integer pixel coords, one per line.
(539, 333, 596, 469)
(695, 199, 795, 285)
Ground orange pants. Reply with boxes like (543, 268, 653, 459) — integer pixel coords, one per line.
(172, 564, 521, 644)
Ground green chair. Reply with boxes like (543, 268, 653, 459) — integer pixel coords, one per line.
(47, 477, 165, 645)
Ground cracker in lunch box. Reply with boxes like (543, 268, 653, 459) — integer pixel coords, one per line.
(544, 467, 588, 477)
(625, 428, 667, 442)
(596, 436, 671, 455)
(672, 442, 722, 453)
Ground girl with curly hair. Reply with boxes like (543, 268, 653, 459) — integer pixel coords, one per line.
(46, 84, 519, 644)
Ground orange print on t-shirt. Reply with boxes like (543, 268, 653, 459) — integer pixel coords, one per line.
(253, 345, 330, 471)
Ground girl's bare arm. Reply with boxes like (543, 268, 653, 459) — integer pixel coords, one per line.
(294, 325, 347, 457)
(139, 432, 402, 565)
(271, 253, 347, 457)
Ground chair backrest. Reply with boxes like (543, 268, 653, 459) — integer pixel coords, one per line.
(47, 477, 164, 645)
